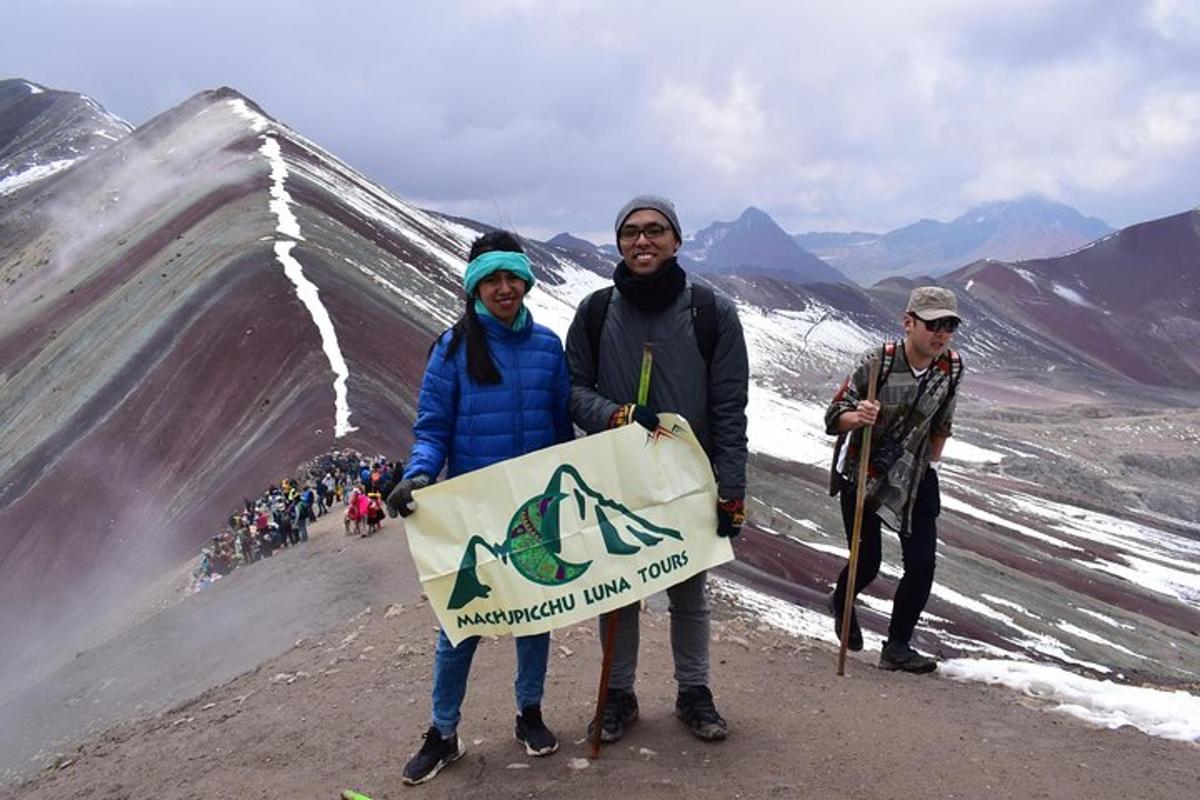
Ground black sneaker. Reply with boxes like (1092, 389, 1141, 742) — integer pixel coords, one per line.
(827, 592, 863, 652)
(401, 726, 465, 786)
(586, 688, 639, 743)
(675, 685, 728, 741)
(878, 640, 937, 674)
(515, 705, 558, 756)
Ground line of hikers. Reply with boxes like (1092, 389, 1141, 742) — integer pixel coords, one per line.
(191, 451, 403, 590)
(381, 195, 963, 786)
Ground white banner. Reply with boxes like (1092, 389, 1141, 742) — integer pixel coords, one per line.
(404, 414, 733, 644)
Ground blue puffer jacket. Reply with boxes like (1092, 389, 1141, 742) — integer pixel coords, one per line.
(404, 312, 573, 480)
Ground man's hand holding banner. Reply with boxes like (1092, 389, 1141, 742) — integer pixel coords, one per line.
(404, 414, 734, 644)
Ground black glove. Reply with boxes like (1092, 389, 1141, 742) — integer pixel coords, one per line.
(386, 474, 431, 518)
(610, 403, 660, 432)
(717, 497, 745, 538)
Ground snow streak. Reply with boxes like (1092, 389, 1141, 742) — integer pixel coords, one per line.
(274, 241, 356, 437)
(233, 99, 356, 437)
(260, 136, 303, 241)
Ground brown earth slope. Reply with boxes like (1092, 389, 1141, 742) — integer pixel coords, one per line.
(3, 514, 1196, 800)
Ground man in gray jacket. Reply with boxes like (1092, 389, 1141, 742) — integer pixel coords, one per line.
(565, 194, 749, 743)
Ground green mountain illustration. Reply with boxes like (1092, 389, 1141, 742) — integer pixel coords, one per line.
(447, 464, 683, 610)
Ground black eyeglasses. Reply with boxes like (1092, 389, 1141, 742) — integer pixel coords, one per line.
(911, 314, 960, 333)
(618, 222, 670, 242)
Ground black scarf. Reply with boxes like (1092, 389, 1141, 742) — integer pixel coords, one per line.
(612, 257, 687, 313)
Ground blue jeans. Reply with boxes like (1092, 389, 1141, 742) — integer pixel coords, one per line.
(431, 629, 549, 738)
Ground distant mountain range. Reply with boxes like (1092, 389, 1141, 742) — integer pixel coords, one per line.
(795, 196, 1114, 285)
(549, 197, 1114, 289)
(549, 207, 848, 284)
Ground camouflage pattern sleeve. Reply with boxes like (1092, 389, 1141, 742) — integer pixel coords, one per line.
(824, 348, 873, 436)
(932, 378, 958, 438)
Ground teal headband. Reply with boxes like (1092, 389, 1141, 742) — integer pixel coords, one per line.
(463, 251, 535, 298)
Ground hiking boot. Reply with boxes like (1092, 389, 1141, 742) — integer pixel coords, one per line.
(827, 592, 863, 652)
(587, 688, 639, 743)
(515, 705, 559, 756)
(879, 640, 938, 674)
(401, 726, 465, 785)
(675, 685, 728, 741)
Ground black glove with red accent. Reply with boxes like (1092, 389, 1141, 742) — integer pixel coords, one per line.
(717, 497, 746, 538)
(609, 403, 660, 432)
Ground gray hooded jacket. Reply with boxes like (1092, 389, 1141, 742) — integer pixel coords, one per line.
(565, 281, 749, 499)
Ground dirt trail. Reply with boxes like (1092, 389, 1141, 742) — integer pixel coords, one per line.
(0, 512, 421, 785)
(3, 513, 1197, 799)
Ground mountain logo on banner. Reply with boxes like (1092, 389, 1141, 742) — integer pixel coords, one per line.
(447, 464, 684, 610)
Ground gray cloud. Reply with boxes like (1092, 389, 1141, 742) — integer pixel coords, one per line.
(4, 0, 1199, 239)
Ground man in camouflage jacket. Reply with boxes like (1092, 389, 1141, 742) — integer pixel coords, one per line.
(825, 286, 964, 673)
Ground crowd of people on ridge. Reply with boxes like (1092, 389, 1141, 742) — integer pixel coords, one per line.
(191, 450, 403, 591)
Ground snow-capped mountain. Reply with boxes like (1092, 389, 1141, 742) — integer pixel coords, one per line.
(797, 196, 1114, 285)
(683, 206, 847, 285)
(0, 78, 131, 197)
(0, 85, 610, 675)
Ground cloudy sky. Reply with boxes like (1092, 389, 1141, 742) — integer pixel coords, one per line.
(5, 0, 1200, 240)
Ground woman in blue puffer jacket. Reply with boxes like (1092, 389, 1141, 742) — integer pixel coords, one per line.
(388, 230, 571, 785)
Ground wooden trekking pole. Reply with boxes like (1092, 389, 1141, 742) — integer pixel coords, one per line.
(589, 605, 620, 758)
(590, 342, 654, 758)
(837, 354, 880, 677)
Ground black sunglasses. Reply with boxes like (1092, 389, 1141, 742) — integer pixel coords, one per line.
(911, 314, 960, 333)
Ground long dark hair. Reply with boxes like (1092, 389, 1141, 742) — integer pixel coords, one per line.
(441, 230, 526, 385)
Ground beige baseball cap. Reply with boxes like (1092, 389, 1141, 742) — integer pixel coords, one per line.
(906, 286, 961, 321)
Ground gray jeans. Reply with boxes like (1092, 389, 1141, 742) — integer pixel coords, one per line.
(597, 569, 710, 692)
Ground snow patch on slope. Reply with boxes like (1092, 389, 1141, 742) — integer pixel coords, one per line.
(0, 158, 78, 196)
(941, 659, 1200, 743)
(745, 387, 830, 465)
(1051, 282, 1097, 309)
(713, 578, 1200, 743)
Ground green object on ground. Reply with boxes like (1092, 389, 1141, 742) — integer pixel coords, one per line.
(342, 791, 373, 800)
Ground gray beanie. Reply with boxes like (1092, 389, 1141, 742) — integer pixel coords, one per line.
(614, 194, 682, 245)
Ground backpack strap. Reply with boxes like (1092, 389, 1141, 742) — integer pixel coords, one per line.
(427, 324, 461, 361)
(943, 348, 964, 402)
(584, 286, 615, 373)
(879, 341, 897, 391)
(690, 284, 719, 365)
(584, 283, 720, 373)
